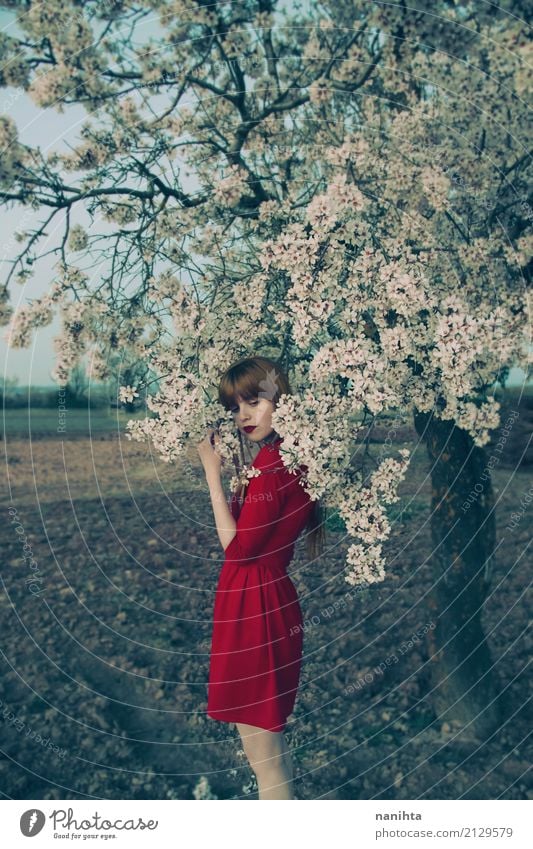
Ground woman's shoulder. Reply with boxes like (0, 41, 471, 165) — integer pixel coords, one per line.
(253, 440, 308, 482)
(252, 442, 283, 471)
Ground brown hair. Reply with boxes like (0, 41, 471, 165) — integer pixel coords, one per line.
(218, 355, 326, 561)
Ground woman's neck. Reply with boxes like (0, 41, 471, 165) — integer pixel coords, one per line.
(256, 430, 281, 449)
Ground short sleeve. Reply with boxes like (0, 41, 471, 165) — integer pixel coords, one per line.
(223, 469, 285, 563)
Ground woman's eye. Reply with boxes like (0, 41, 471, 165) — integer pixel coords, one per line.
(230, 400, 258, 413)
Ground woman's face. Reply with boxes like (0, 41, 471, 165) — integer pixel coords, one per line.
(230, 394, 275, 443)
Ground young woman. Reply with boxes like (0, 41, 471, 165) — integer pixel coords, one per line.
(197, 356, 325, 800)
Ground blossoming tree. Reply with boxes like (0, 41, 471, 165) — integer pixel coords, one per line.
(1, 0, 530, 736)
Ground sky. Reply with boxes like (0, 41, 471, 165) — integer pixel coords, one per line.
(0, 90, 85, 387)
(0, 6, 97, 385)
(0, 6, 529, 389)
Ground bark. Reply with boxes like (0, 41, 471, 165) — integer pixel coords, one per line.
(413, 408, 503, 739)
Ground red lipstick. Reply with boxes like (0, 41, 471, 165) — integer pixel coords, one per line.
(243, 426, 256, 433)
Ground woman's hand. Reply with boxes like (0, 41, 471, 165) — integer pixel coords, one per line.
(197, 429, 224, 480)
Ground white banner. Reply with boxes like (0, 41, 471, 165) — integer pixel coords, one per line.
(2, 800, 530, 848)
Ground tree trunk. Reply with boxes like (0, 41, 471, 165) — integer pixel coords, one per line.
(413, 408, 503, 739)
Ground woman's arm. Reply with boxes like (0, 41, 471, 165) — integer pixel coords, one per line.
(222, 469, 285, 564)
(197, 430, 237, 551)
(206, 471, 237, 551)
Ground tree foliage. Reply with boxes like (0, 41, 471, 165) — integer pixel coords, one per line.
(1, 0, 530, 584)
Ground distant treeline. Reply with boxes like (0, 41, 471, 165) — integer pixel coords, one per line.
(0, 385, 141, 411)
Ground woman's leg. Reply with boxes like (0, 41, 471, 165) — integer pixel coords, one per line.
(236, 722, 296, 800)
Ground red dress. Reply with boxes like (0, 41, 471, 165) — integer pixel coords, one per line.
(207, 437, 314, 732)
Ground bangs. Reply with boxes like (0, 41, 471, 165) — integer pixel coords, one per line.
(218, 367, 260, 411)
